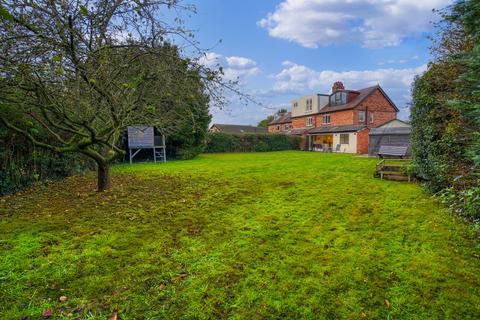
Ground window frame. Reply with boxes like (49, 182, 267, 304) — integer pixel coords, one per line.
(340, 133, 349, 144)
(306, 98, 313, 111)
(369, 112, 374, 123)
(358, 111, 366, 123)
(330, 91, 346, 106)
(306, 116, 314, 127)
(322, 114, 331, 124)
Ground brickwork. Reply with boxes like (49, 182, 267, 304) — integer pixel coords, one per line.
(314, 110, 354, 127)
(354, 89, 397, 127)
(356, 128, 370, 154)
(291, 115, 315, 129)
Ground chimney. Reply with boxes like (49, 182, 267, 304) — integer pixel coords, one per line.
(332, 81, 345, 93)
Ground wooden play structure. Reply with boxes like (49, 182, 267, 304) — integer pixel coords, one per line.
(127, 126, 166, 164)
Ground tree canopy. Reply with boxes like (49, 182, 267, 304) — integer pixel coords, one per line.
(258, 108, 288, 127)
(0, 1, 228, 191)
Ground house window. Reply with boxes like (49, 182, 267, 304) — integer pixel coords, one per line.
(306, 117, 314, 127)
(369, 112, 374, 123)
(293, 102, 298, 108)
(322, 114, 331, 124)
(340, 133, 349, 144)
(330, 92, 347, 105)
(306, 98, 313, 111)
(358, 111, 366, 123)
(276, 125, 280, 131)
(285, 123, 290, 130)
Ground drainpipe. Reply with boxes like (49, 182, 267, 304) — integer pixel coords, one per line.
(365, 106, 369, 128)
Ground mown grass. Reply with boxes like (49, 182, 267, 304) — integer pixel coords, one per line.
(1, 151, 479, 319)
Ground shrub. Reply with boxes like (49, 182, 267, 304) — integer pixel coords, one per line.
(0, 128, 92, 195)
(205, 133, 301, 153)
(410, 0, 480, 219)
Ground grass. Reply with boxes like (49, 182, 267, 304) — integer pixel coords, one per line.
(1, 151, 479, 319)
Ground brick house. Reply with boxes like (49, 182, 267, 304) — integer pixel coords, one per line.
(267, 112, 292, 133)
(282, 81, 398, 153)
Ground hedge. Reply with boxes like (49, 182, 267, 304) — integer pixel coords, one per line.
(205, 133, 301, 153)
(0, 128, 93, 195)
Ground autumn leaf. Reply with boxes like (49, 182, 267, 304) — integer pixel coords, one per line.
(42, 308, 53, 318)
(384, 299, 391, 308)
(108, 311, 118, 320)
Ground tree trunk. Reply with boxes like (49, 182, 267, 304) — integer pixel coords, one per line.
(97, 161, 110, 192)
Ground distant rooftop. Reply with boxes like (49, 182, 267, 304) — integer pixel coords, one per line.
(269, 112, 292, 125)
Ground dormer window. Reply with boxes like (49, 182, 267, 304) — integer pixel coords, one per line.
(293, 102, 298, 108)
(306, 98, 313, 111)
(330, 91, 347, 106)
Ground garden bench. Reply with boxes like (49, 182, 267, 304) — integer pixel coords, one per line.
(377, 145, 408, 159)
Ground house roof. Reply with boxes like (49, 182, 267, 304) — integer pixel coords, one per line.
(290, 85, 398, 119)
(209, 124, 267, 134)
(374, 118, 410, 128)
(308, 125, 367, 134)
(320, 85, 398, 113)
(369, 119, 411, 135)
(269, 112, 292, 125)
(289, 128, 308, 135)
(369, 127, 411, 135)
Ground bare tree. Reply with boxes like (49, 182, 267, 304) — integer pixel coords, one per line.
(0, 0, 235, 191)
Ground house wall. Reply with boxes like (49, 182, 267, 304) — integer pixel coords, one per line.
(314, 110, 355, 127)
(291, 115, 316, 129)
(356, 128, 370, 154)
(332, 132, 358, 153)
(268, 123, 292, 133)
(291, 94, 329, 118)
(354, 89, 397, 127)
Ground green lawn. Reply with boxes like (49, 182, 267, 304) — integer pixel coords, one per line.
(1, 151, 479, 319)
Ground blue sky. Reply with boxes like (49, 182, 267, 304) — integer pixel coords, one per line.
(182, 0, 452, 125)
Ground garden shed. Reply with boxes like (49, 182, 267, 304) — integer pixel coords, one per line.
(368, 119, 411, 157)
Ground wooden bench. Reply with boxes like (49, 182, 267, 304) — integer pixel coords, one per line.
(377, 145, 408, 159)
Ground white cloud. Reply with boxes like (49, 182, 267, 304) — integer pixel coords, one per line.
(272, 60, 427, 94)
(270, 61, 427, 118)
(258, 0, 451, 48)
(226, 56, 257, 69)
(198, 52, 260, 81)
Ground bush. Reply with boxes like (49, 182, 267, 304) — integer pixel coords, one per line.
(410, 0, 480, 220)
(0, 128, 92, 195)
(205, 133, 301, 153)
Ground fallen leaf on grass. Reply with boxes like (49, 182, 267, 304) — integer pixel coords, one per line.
(108, 311, 118, 320)
(384, 299, 391, 308)
(159, 283, 166, 290)
(172, 272, 188, 282)
(42, 308, 53, 318)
